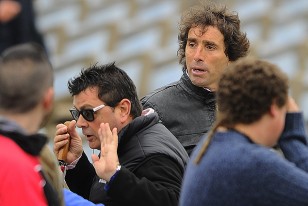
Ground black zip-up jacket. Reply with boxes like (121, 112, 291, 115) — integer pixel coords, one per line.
(141, 71, 216, 155)
(66, 112, 188, 206)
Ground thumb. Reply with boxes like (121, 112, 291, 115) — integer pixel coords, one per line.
(91, 154, 99, 164)
(68, 120, 79, 138)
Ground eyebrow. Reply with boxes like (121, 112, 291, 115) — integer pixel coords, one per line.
(73, 105, 94, 110)
(187, 38, 217, 46)
(187, 37, 196, 42)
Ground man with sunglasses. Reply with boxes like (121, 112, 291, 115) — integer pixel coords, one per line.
(53, 62, 188, 206)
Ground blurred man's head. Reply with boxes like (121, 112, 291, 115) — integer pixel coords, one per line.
(0, 42, 54, 132)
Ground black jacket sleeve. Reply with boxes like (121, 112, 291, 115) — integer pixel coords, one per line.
(107, 155, 184, 206)
(65, 152, 96, 199)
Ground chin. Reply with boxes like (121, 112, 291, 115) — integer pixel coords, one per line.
(89, 143, 100, 150)
(191, 79, 206, 88)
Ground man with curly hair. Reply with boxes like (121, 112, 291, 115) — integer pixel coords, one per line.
(180, 58, 308, 206)
(141, 1, 250, 155)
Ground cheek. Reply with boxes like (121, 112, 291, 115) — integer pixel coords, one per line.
(185, 48, 193, 59)
(275, 115, 286, 142)
(88, 137, 101, 150)
(94, 137, 101, 148)
(91, 117, 103, 130)
(213, 56, 229, 68)
(279, 118, 286, 135)
(212, 60, 228, 75)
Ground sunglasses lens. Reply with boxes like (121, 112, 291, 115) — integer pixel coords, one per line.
(81, 110, 94, 121)
(70, 109, 80, 121)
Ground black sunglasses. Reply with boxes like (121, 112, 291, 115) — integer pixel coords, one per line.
(69, 104, 106, 122)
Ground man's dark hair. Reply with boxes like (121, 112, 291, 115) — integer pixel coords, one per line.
(178, 1, 250, 69)
(68, 62, 142, 119)
(0, 42, 53, 113)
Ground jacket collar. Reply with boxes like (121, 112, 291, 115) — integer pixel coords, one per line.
(0, 117, 47, 156)
(118, 112, 159, 145)
(180, 70, 216, 103)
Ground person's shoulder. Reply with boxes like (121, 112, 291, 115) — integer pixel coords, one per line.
(0, 138, 42, 194)
(141, 79, 181, 104)
(204, 132, 278, 164)
(0, 135, 40, 169)
(136, 153, 184, 174)
(0, 135, 25, 156)
(0, 137, 19, 174)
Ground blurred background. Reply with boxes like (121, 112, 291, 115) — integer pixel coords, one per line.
(28, 0, 308, 151)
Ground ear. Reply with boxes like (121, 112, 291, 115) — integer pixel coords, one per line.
(42, 87, 54, 112)
(116, 99, 131, 123)
(268, 102, 279, 118)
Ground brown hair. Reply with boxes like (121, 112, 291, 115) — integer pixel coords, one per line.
(195, 58, 289, 163)
(40, 146, 65, 206)
(178, 1, 250, 70)
(0, 42, 53, 113)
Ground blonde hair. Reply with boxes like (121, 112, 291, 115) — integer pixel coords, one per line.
(40, 146, 66, 206)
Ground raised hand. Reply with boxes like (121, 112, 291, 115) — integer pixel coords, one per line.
(91, 123, 120, 182)
(287, 96, 299, 113)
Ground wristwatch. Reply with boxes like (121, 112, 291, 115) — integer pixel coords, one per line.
(99, 165, 121, 184)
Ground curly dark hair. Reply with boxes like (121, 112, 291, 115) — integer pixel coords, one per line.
(178, 1, 250, 70)
(68, 62, 142, 119)
(195, 58, 289, 163)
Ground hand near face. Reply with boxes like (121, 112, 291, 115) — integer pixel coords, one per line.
(287, 96, 299, 113)
(92, 123, 120, 182)
(54, 120, 83, 163)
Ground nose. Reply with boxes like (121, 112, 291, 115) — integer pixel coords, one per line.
(193, 46, 204, 62)
(75, 115, 88, 128)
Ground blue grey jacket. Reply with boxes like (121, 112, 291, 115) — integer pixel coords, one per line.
(180, 112, 308, 206)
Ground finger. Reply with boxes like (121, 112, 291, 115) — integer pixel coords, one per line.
(53, 139, 69, 153)
(91, 154, 99, 175)
(55, 122, 67, 129)
(105, 123, 114, 144)
(55, 124, 68, 135)
(98, 123, 108, 152)
(98, 125, 104, 145)
(67, 120, 77, 136)
(103, 123, 116, 154)
(67, 120, 76, 132)
(287, 96, 299, 112)
(66, 120, 81, 142)
(92, 154, 105, 179)
(112, 127, 118, 145)
(54, 133, 70, 144)
(99, 123, 111, 143)
(91, 154, 99, 163)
